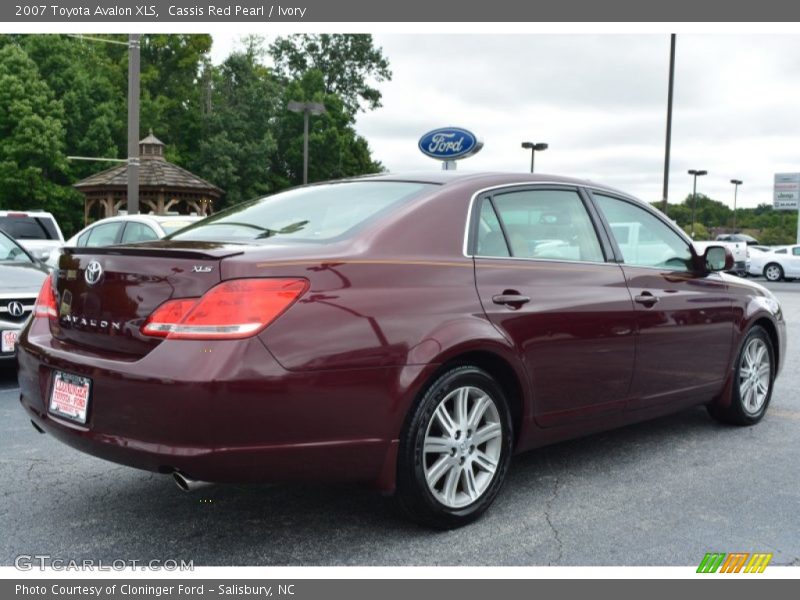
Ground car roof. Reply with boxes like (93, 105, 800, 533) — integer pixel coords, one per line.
(334, 171, 638, 199)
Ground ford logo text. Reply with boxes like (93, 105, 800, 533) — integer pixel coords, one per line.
(418, 127, 483, 161)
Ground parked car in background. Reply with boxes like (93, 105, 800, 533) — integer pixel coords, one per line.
(0, 230, 48, 361)
(695, 237, 748, 276)
(17, 173, 786, 528)
(0, 210, 65, 262)
(45, 214, 202, 268)
(746, 245, 772, 277)
(751, 245, 800, 281)
(716, 232, 760, 246)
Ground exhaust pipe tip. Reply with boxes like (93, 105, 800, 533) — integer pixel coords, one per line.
(172, 471, 212, 492)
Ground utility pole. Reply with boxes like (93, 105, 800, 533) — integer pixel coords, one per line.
(127, 34, 141, 214)
(662, 34, 676, 214)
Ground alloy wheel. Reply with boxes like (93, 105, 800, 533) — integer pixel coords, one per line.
(422, 386, 503, 509)
(738, 337, 771, 415)
(764, 265, 782, 281)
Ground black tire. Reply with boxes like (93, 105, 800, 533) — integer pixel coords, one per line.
(396, 366, 513, 529)
(708, 326, 775, 426)
(763, 263, 784, 282)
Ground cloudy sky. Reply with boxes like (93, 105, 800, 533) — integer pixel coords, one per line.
(212, 34, 800, 209)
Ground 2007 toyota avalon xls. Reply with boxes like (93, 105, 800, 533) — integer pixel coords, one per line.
(17, 173, 785, 528)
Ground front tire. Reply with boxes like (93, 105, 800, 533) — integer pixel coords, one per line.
(708, 326, 775, 426)
(764, 263, 784, 282)
(396, 366, 513, 529)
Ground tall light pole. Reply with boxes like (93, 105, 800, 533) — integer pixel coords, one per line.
(662, 34, 676, 214)
(521, 142, 548, 173)
(688, 169, 708, 238)
(730, 179, 743, 232)
(288, 101, 327, 185)
(127, 34, 140, 214)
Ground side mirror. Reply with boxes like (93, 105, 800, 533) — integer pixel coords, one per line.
(703, 245, 734, 272)
(38, 251, 50, 261)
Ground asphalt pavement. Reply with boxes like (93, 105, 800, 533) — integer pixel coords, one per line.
(1, 279, 798, 566)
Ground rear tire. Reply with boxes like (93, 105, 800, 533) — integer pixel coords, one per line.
(708, 326, 775, 426)
(396, 366, 513, 529)
(763, 263, 784, 282)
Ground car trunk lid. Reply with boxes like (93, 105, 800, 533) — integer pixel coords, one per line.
(51, 242, 245, 357)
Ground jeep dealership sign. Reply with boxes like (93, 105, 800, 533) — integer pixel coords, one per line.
(773, 173, 800, 210)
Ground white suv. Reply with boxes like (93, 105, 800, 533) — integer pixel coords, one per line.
(0, 210, 65, 262)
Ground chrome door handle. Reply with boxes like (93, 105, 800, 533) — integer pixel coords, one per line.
(492, 294, 530, 307)
(634, 291, 658, 307)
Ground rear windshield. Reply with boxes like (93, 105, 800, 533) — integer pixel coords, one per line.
(169, 181, 436, 243)
(0, 215, 59, 240)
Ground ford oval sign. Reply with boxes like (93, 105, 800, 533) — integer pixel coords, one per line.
(418, 127, 483, 161)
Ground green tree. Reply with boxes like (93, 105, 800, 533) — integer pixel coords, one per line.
(269, 34, 391, 118)
(269, 69, 383, 190)
(139, 34, 213, 167)
(17, 35, 125, 180)
(0, 44, 83, 233)
(193, 44, 280, 209)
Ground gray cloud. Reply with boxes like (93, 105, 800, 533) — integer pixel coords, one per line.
(213, 33, 800, 208)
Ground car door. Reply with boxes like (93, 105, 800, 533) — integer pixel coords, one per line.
(787, 246, 800, 277)
(471, 186, 636, 427)
(589, 192, 736, 409)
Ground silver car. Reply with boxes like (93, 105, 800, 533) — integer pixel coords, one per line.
(0, 230, 48, 361)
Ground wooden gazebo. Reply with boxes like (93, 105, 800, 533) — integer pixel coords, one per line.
(74, 131, 223, 224)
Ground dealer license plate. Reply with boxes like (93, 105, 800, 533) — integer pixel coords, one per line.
(1, 330, 18, 353)
(49, 371, 91, 424)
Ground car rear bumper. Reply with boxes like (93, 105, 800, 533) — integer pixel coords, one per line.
(17, 319, 412, 489)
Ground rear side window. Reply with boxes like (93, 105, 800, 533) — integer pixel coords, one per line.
(0, 216, 58, 240)
(171, 181, 436, 243)
(475, 201, 510, 257)
(121, 222, 159, 243)
(478, 189, 604, 263)
(84, 222, 124, 247)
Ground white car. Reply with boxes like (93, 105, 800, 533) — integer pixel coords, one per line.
(0, 210, 65, 261)
(45, 214, 202, 268)
(749, 245, 800, 281)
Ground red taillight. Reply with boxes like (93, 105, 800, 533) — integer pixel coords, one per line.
(33, 274, 57, 320)
(141, 278, 308, 340)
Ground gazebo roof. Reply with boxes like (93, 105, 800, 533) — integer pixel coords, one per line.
(74, 131, 223, 196)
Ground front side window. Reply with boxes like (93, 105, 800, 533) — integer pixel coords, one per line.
(793, 247, 800, 257)
(594, 194, 693, 271)
(477, 189, 604, 262)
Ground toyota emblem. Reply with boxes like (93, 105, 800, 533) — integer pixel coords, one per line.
(8, 301, 24, 318)
(85, 260, 103, 285)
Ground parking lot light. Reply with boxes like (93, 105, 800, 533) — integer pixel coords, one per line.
(731, 179, 743, 232)
(521, 141, 548, 173)
(688, 169, 708, 238)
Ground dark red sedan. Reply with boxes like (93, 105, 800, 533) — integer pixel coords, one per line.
(17, 173, 785, 528)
